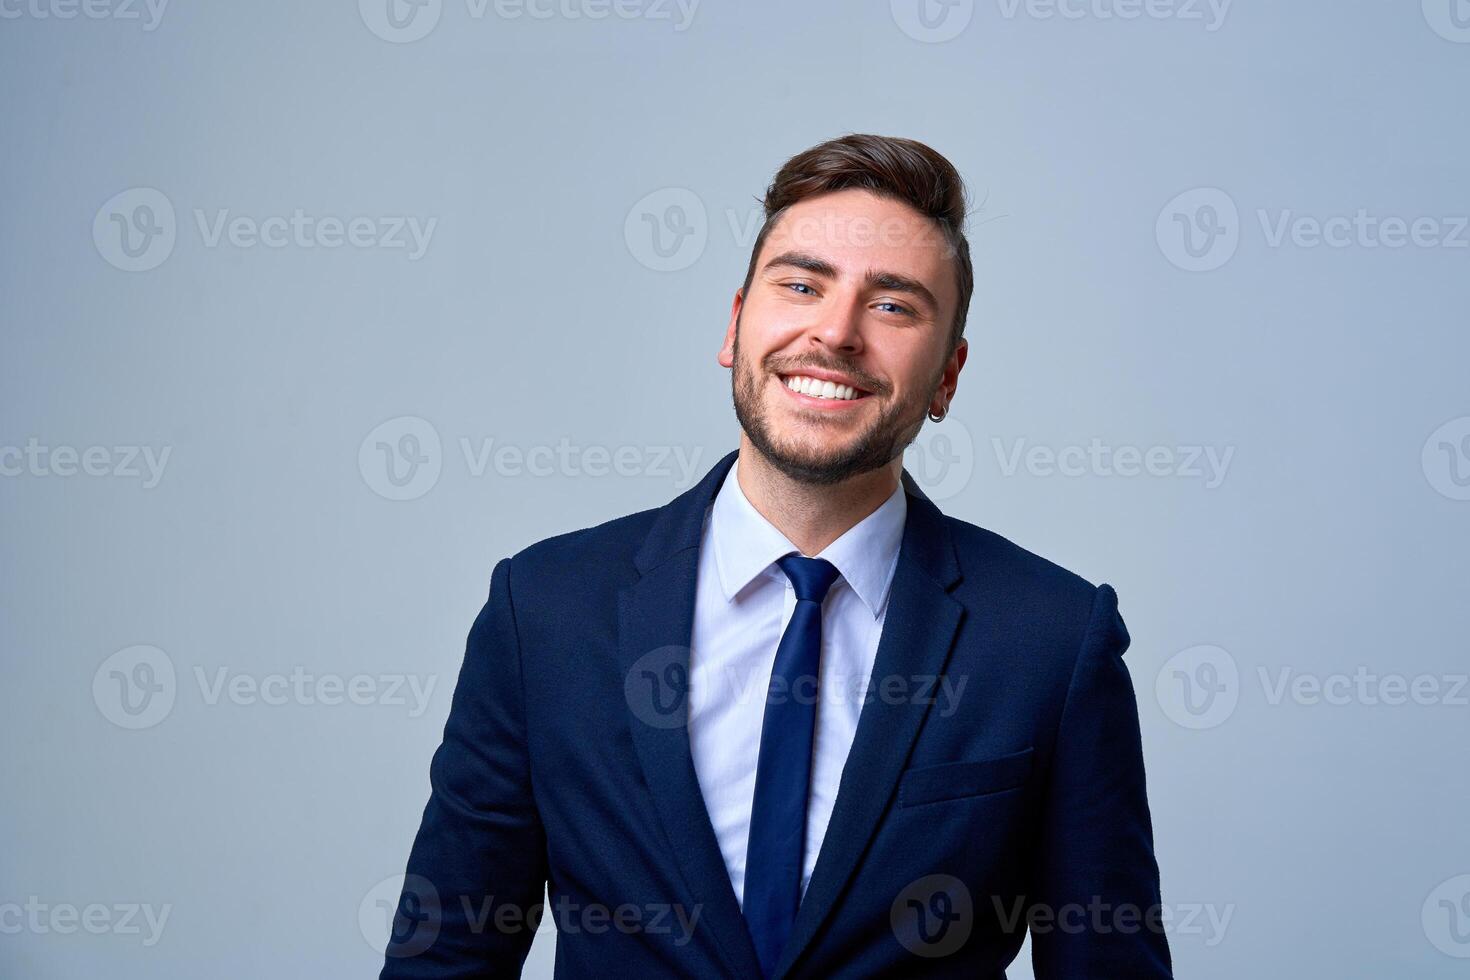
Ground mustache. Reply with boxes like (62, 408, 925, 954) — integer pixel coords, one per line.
(764, 355, 888, 396)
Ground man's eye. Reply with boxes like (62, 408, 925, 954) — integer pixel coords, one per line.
(875, 301, 913, 316)
(786, 283, 816, 296)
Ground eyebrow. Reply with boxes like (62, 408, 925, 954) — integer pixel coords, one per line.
(761, 250, 940, 314)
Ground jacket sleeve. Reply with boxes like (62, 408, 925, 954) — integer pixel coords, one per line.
(1028, 584, 1173, 978)
(380, 557, 548, 978)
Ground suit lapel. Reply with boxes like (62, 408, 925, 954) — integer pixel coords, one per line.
(771, 471, 965, 978)
(616, 449, 764, 979)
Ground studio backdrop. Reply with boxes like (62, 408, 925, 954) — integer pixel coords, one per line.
(2, 2, 1468, 977)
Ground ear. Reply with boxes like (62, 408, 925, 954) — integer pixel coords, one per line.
(930, 337, 968, 415)
(717, 288, 743, 368)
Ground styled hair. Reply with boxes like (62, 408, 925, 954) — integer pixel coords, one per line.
(741, 133, 974, 351)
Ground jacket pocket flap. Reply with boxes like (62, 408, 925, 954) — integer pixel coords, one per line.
(899, 748, 1034, 807)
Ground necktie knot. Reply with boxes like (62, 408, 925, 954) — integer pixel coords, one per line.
(777, 554, 840, 604)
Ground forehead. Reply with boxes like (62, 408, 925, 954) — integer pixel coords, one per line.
(759, 188, 958, 312)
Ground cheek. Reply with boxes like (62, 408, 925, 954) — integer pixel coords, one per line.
(741, 296, 810, 348)
(881, 336, 944, 390)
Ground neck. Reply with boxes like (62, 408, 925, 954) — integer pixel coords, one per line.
(734, 435, 902, 557)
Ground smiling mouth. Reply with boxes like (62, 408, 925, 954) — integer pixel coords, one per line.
(778, 373, 871, 402)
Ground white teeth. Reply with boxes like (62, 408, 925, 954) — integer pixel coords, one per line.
(783, 375, 861, 401)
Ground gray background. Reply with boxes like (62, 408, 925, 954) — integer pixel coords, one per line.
(3, 0, 1469, 976)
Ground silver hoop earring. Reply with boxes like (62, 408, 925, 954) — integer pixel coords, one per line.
(928, 408, 946, 423)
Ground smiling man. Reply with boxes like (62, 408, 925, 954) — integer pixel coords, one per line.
(380, 134, 1171, 979)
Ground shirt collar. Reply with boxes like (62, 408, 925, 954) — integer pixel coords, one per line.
(709, 455, 908, 618)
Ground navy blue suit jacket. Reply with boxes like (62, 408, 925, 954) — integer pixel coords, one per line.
(380, 449, 1171, 978)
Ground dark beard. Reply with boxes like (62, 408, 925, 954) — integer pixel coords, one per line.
(729, 326, 938, 487)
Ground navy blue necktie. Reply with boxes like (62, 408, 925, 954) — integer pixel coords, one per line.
(743, 554, 841, 978)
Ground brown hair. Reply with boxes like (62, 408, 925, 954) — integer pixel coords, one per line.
(740, 133, 974, 351)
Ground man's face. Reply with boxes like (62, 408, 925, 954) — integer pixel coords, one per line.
(719, 188, 967, 486)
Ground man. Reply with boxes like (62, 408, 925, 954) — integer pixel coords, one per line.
(380, 134, 1171, 978)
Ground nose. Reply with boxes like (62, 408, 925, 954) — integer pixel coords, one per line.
(806, 292, 865, 356)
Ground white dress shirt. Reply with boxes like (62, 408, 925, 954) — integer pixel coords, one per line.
(687, 455, 907, 907)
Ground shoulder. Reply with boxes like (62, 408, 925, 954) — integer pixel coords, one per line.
(942, 513, 1099, 597)
(495, 502, 666, 598)
(937, 512, 1124, 654)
